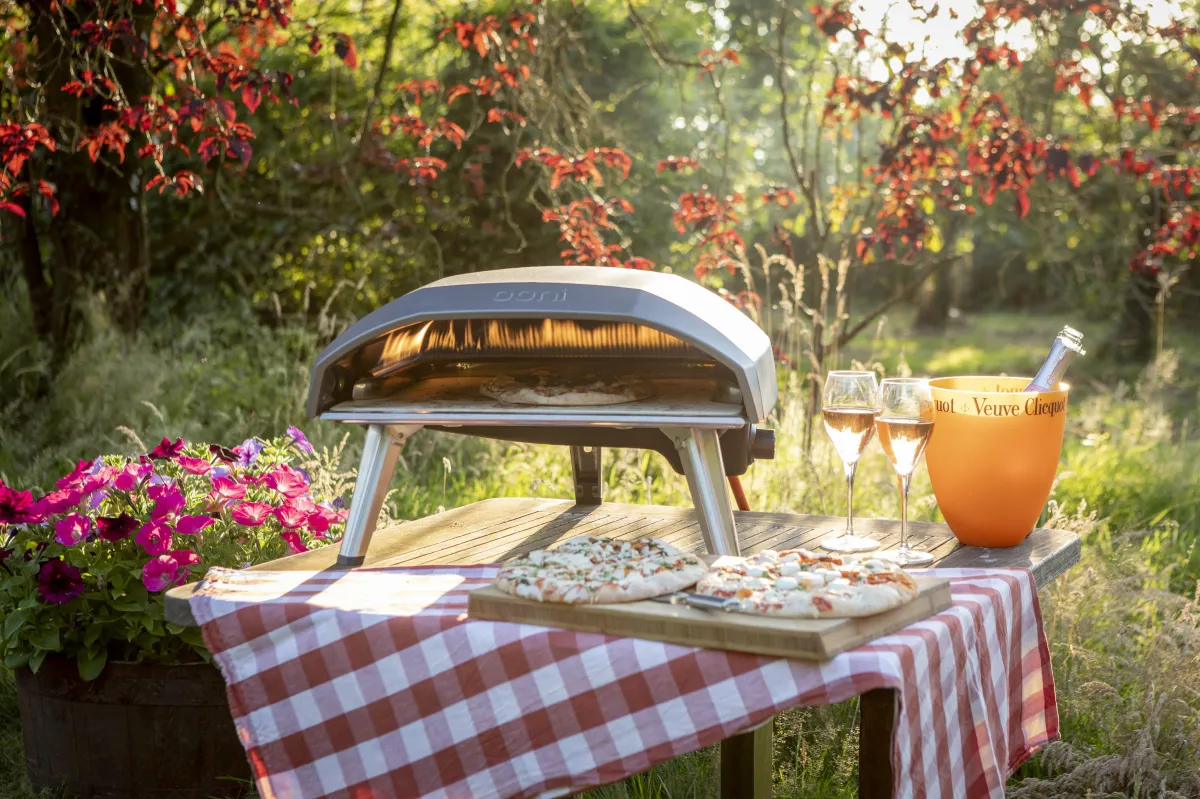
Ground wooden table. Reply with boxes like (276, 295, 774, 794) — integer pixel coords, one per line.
(166, 498, 1080, 798)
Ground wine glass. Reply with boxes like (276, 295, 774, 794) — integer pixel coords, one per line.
(821, 371, 880, 553)
(875, 378, 935, 566)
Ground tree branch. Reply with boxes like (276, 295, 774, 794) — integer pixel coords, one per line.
(359, 0, 405, 149)
(835, 254, 955, 349)
(775, 9, 825, 246)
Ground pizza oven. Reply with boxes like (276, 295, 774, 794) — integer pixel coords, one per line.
(308, 266, 778, 567)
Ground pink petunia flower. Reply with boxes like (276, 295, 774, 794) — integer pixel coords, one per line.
(149, 485, 186, 520)
(208, 476, 247, 504)
(273, 503, 309, 529)
(280, 531, 309, 554)
(0, 485, 40, 525)
(148, 437, 185, 460)
(265, 465, 309, 499)
(55, 459, 95, 489)
(135, 520, 173, 556)
(38, 558, 85, 604)
(113, 463, 152, 492)
(96, 514, 138, 542)
(54, 514, 91, 547)
(141, 556, 180, 592)
(79, 465, 118, 495)
(306, 511, 330, 538)
(176, 456, 213, 476)
(169, 549, 201, 582)
(231, 502, 273, 527)
(175, 515, 215, 536)
(33, 488, 83, 516)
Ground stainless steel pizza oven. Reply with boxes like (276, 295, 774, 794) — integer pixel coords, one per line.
(308, 266, 778, 567)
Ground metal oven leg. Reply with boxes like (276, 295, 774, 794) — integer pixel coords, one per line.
(337, 424, 421, 568)
(570, 446, 603, 505)
(665, 427, 741, 557)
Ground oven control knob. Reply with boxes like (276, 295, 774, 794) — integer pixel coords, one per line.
(750, 426, 776, 461)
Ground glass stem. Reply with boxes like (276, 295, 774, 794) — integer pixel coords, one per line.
(899, 472, 912, 549)
(844, 460, 857, 536)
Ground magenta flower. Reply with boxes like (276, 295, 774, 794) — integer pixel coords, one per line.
(287, 426, 314, 454)
(136, 520, 173, 556)
(233, 439, 263, 469)
(177, 456, 213, 476)
(306, 511, 330, 538)
(113, 463, 152, 492)
(170, 549, 201, 581)
(33, 488, 82, 516)
(79, 465, 117, 495)
(149, 485, 186, 520)
(273, 503, 309, 529)
(54, 514, 92, 547)
(0, 485, 40, 525)
(37, 558, 85, 604)
(96, 514, 138, 542)
(55, 459, 94, 489)
(265, 465, 309, 499)
(148, 437, 185, 460)
(231, 502, 272, 527)
(208, 476, 247, 504)
(280, 531, 309, 554)
(141, 555, 179, 592)
(176, 515, 215, 536)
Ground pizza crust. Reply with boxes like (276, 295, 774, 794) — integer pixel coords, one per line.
(494, 535, 707, 604)
(481, 374, 655, 406)
(694, 549, 918, 618)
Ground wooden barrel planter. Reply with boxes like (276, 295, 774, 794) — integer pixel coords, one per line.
(15, 656, 252, 798)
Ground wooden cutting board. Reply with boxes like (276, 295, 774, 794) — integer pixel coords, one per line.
(467, 575, 951, 660)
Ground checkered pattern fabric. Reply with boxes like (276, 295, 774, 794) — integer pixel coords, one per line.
(191, 566, 1057, 799)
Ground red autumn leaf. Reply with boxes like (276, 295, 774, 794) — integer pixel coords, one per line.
(333, 33, 357, 69)
(623, 257, 654, 270)
(36, 179, 59, 215)
(0, 201, 25, 217)
(1014, 191, 1030, 219)
(446, 84, 472, 105)
(308, 32, 322, 55)
(241, 84, 261, 114)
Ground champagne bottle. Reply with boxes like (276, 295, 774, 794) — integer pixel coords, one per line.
(1025, 327, 1085, 392)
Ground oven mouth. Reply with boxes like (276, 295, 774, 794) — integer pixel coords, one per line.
(371, 318, 709, 379)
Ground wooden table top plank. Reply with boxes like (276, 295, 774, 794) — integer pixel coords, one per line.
(165, 497, 1081, 626)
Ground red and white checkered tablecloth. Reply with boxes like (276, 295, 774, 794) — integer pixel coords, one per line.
(190, 566, 1058, 799)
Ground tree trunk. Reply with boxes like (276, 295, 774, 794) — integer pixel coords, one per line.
(18, 1, 152, 364)
(913, 258, 953, 332)
(1109, 270, 1156, 362)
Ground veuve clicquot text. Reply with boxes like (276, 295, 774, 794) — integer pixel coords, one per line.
(822, 407, 878, 464)
(875, 416, 934, 476)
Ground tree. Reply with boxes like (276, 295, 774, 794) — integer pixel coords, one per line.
(4, 0, 1197, 373)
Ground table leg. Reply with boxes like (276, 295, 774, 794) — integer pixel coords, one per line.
(859, 688, 897, 799)
(719, 719, 772, 799)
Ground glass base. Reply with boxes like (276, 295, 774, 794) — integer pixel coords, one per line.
(820, 534, 880, 553)
(884, 545, 934, 567)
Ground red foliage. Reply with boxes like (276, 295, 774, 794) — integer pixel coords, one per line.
(542, 197, 633, 265)
(673, 189, 745, 276)
(657, 156, 699, 174)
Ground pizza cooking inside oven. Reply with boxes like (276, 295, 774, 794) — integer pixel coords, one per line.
(694, 549, 919, 618)
(494, 535, 707, 604)
(480, 373, 655, 406)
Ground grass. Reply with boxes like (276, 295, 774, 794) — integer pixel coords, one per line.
(0, 290, 1198, 798)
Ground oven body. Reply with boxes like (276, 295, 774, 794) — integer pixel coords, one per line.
(307, 266, 778, 567)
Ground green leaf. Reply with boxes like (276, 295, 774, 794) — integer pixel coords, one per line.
(4, 608, 29, 640)
(18, 597, 40, 610)
(30, 626, 61, 651)
(83, 624, 102, 648)
(28, 650, 46, 674)
(77, 647, 107, 682)
(4, 651, 29, 669)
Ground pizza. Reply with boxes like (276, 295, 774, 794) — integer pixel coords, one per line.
(481, 373, 654, 406)
(494, 535, 707, 604)
(694, 549, 919, 618)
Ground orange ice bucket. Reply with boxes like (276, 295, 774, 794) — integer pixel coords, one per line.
(925, 376, 1069, 548)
